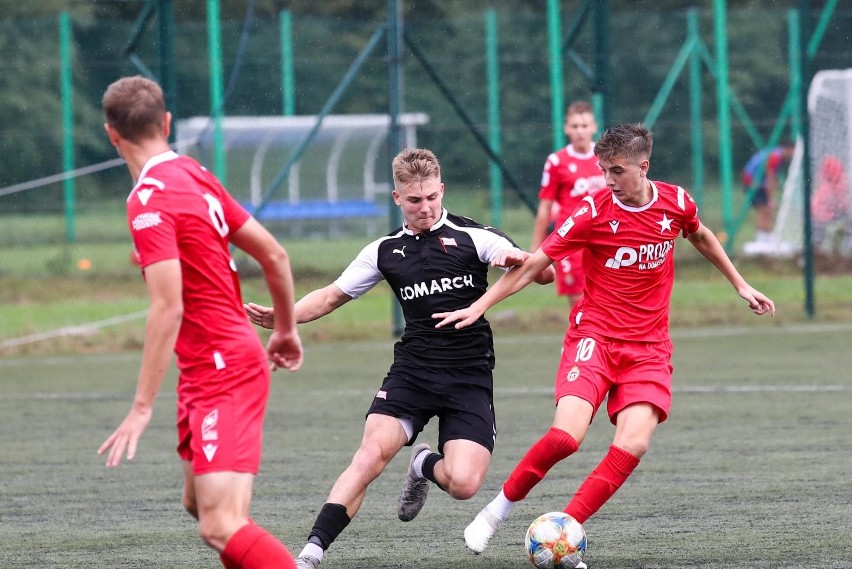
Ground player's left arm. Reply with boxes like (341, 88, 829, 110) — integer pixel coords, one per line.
(686, 222, 775, 316)
(490, 248, 555, 285)
(98, 259, 183, 467)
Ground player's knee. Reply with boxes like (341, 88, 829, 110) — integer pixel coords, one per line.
(197, 516, 229, 551)
(444, 471, 485, 500)
(612, 437, 650, 459)
(351, 442, 392, 479)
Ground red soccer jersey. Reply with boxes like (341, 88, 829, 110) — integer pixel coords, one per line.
(541, 180, 701, 342)
(539, 144, 607, 224)
(126, 151, 265, 374)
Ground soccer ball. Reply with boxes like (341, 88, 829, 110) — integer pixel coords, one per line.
(524, 512, 587, 569)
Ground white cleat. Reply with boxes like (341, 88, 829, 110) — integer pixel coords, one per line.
(463, 508, 504, 554)
(295, 555, 321, 569)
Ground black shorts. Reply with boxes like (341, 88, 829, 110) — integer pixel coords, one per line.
(367, 362, 496, 453)
(748, 186, 769, 207)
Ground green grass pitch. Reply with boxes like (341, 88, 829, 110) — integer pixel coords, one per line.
(1, 324, 851, 568)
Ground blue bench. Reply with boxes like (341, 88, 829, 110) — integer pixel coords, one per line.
(245, 199, 384, 221)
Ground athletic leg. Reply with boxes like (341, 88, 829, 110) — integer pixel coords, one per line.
(564, 402, 658, 523)
(297, 414, 408, 566)
(464, 396, 592, 553)
(192, 471, 295, 569)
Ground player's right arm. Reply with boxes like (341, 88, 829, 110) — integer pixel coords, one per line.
(245, 284, 353, 329)
(98, 259, 182, 467)
(433, 248, 554, 329)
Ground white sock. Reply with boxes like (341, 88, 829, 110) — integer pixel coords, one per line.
(299, 542, 324, 561)
(412, 447, 431, 478)
(486, 489, 516, 521)
(756, 231, 772, 243)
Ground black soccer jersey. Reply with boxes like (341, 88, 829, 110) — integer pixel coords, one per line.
(334, 209, 522, 370)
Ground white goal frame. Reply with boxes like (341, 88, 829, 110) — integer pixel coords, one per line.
(175, 113, 429, 207)
(771, 69, 852, 257)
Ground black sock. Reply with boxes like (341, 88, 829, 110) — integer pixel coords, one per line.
(308, 503, 351, 550)
(421, 452, 446, 491)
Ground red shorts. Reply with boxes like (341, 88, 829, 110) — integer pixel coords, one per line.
(176, 363, 270, 475)
(554, 332, 674, 424)
(554, 250, 585, 297)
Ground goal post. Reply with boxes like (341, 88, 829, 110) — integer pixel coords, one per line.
(771, 69, 852, 258)
(175, 113, 429, 236)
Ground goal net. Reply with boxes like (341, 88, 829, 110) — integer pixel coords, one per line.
(772, 69, 852, 258)
(176, 113, 429, 237)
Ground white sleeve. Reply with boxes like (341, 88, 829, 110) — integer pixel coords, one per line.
(332, 239, 385, 299)
(467, 227, 522, 265)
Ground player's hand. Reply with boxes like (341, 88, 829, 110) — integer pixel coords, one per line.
(433, 307, 483, 330)
(738, 285, 775, 316)
(267, 330, 303, 372)
(490, 248, 530, 269)
(244, 302, 275, 329)
(97, 405, 153, 467)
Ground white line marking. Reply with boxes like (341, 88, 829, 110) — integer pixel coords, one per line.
(0, 310, 148, 350)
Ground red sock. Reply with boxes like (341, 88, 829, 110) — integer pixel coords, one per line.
(565, 445, 640, 524)
(220, 553, 240, 569)
(503, 428, 579, 502)
(221, 523, 296, 569)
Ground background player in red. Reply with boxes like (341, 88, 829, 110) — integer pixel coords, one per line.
(434, 123, 775, 557)
(531, 101, 607, 307)
(811, 155, 850, 254)
(97, 75, 303, 569)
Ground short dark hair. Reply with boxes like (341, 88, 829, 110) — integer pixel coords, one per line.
(102, 75, 165, 142)
(594, 123, 653, 162)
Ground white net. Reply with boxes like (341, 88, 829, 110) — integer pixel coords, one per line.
(176, 113, 429, 237)
(772, 69, 852, 258)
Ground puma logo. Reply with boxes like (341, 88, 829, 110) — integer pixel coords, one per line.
(393, 246, 406, 258)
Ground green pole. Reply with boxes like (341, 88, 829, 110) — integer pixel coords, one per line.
(713, 0, 734, 249)
(388, 0, 404, 337)
(547, 0, 565, 150)
(688, 9, 704, 208)
(280, 10, 295, 116)
(593, 0, 609, 129)
(59, 11, 75, 243)
(798, 0, 815, 318)
(788, 10, 802, 140)
(207, 0, 226, 184)
(158, 0, 176, 140)
(485, 8, 502, 227)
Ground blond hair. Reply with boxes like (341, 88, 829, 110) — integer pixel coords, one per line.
(392, 148, 441, 186)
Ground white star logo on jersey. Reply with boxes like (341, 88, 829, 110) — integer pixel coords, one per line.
(569, 163, 578, 173)
(656, 213, 674, 233)
(609, 220, 620, 234)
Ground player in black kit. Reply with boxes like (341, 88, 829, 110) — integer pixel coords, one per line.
(244, 148, 554, 568)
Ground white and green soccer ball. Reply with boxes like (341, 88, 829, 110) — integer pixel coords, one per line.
(524, 511, 587, 569)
